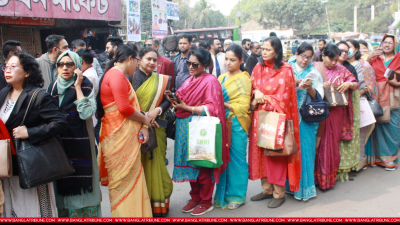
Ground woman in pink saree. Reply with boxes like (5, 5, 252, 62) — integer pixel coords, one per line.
(314, 44, 359, 190)
(166, 48, 228, 216)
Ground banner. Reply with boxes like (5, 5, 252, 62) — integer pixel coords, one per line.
(127, 0, 141, 42)
(152, 0, 168, 39)
(0, 16, 55, 26)
(166, 1, 179, 21)
(0, 0, 121, 21)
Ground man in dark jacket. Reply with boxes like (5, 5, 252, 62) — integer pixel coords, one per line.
(246, 41, 261, 75)
(0, 40, 21, 90)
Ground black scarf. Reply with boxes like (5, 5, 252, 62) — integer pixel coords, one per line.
(48, 77, 94, 196)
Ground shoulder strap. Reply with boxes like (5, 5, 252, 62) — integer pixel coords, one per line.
(20, 88, 41, 126)
(50, 81, 57, 97)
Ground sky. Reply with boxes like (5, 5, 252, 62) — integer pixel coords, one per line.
(189, 0, 238, 16)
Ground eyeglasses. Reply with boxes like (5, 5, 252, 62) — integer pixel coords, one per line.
(144, 44, 152, 47)
(186, 60, 200, 69)
(300, 54, 312, 61)
(135, 57, 141, 64)
(2, 65, 23, 72)
(56, 62, 75, 68)
(383, 42, 394, 45)
(340, 50, 349, 55)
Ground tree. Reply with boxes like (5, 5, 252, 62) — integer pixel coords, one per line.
(140, 0, 152, 35)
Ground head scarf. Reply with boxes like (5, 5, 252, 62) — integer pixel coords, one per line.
(56, 51, 81, 95)
(380, 34, 400, 55)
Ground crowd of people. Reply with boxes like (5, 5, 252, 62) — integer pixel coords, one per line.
(0, 31, 398, 218)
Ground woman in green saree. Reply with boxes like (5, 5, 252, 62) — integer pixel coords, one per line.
(131, 47, 173, 217)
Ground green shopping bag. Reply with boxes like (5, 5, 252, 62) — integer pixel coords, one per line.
(186, 107, 223, 168)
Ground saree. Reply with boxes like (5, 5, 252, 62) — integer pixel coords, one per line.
(314, 62, 357, 190)
(286, 57, 322, 201)
(98, 85, 152, 217)
(369, 35, 400, 168)
(136, 72, 173, 217)
(172, 73, 228, 183)
(351, 59, 377, 172)
(214, 72, 251, 209)
(248, 62, 301, 192)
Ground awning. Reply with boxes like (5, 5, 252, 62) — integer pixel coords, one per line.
(389, 20, 400, 29)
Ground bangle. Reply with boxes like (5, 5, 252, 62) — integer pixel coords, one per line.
(156, 107, 162, 116)
(350, 82, 353, 87)
(143, 125, 149, 128)
(192, 107, 195, 114)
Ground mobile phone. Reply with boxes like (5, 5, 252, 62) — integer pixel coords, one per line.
(167, 93, 180, 103)
(155, 118, 167, 128)
(139, 133, 144, 143)
(304, 78, 313, 85)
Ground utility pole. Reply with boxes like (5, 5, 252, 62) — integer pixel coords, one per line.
(326, 6, 331, 41)
(238, 0, 242, 40)
(354, 6, 357, 33)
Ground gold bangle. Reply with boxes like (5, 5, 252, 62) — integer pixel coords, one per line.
(192, 107, 195, 114)
(143, 125, 149, 128)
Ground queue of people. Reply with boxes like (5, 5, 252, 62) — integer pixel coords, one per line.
(0, 32, 398, 218)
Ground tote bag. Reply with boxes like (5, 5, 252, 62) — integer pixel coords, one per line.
(187, 106, 223, 168)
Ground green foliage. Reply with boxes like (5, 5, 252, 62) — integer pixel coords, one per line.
(140, 0, 152, 35)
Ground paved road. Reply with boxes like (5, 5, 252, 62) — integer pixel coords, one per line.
(100, 139, 400, 217)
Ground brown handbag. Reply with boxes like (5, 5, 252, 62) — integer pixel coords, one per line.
(0, 139, 12, 178)
(226, 119, 232, 149)
(323, 76, 349, 107)
(141, 127, 158, 154)
(264, 120, 298, 157)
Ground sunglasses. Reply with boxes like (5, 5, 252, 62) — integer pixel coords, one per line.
(186, 61, 200, 69)
(57, 62, 75, 68)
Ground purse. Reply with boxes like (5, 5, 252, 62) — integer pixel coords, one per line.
(300, 90, 329, 123)
(0, 139, 12, 178)
(324, 76, 349, 107)
(140, 126, 158, 155)
(364, 87, 383, 118)
(15, 88, 75, 189)
(264, 120, 298, 157)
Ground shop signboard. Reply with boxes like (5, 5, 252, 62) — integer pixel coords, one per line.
(0, 16, 56, 26)
(0, 0, 121, 21)
(127, 0, 141, 42)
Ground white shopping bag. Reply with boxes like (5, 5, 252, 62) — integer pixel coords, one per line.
(188, 106, 220, 163)
(360, 97, 376, 128)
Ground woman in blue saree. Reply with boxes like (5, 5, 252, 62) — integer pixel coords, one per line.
(287, 43, 324, 201)
(214, 45, 251, 209)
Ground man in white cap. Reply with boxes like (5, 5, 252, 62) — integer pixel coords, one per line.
(223, 39, 233, 52)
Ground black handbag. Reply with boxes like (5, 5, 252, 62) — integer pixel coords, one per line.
(364, 87, 383, 118)
(165, 107, 176, 140)
(15, 89, 75, 189)
(300, 90, 329, 123)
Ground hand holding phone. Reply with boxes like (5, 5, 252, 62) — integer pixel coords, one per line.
(167, 93, 180, 103)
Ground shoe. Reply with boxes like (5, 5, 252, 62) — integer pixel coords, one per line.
(227, 203, 244, 210)
(268, 197, 285, 208)
(251, 192, 273, 201)
(182, 199, 200, 213)
(385, 167, 396, 171)
(191, 204, 214, 216)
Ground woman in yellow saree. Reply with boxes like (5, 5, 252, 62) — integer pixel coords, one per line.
(97, 45, 153, 217)
(131, 47, 173, 217)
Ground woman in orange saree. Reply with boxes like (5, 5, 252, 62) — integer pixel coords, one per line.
(248, 37, 301, 208)
(97, 45, 153, 217)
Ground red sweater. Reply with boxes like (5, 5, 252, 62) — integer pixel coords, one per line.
(101, 69, 135, 117)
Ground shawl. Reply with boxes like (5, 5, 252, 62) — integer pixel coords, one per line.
(251, 61, 301, 191)
(357, 59, 377, 99)
(370, 34, 400, 122)
(56, 51, 81, 95)
(314, 62, 357, 140)
(217, 71, 252, 134)
(175, 73, 229, 183)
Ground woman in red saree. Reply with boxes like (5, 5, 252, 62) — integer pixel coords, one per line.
(248, 37, 301, 208)
(313, 44, 358, 190)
